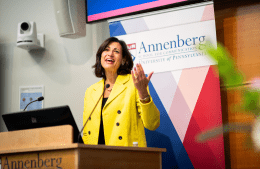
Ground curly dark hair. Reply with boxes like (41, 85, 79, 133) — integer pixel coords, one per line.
(92, 37, 133, 78)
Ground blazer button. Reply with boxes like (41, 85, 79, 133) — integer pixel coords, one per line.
(116, 122, 120, 126)
(118, 136, 122, 140)
(89, 117, 91, 120)
(88, 131, 91, 135)
(117, 110, 121, 114)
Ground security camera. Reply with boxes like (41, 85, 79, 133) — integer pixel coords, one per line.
(17, 21, 44, 51)
(21, 22, 31, 32)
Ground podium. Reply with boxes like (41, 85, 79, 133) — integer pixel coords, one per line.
(0, 125, 166, 169)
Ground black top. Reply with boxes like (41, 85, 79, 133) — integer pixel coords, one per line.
(98, 97, 108, 144)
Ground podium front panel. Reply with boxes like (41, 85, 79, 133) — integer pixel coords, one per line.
(1, 149, 77, 169)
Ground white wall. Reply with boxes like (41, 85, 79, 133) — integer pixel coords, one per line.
(0, 0, 110, 132)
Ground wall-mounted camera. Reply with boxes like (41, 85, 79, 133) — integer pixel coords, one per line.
(17, 21, 45, 51)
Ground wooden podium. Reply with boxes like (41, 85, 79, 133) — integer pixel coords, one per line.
(0, 125, 166, 169)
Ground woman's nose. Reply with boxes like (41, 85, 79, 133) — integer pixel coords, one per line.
(108, 50, 113, 56)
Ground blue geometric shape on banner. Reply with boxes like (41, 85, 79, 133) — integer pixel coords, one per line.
(109, 21, 127, 37)
(146, 82, 194, 169)
(131, 54, 136, 62)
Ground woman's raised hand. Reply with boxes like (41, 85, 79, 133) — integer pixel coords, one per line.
(131, 63, 153, 99)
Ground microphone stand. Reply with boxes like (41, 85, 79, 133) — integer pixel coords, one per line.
(78, 84, 110, 143)
(23, 96, 44, 111)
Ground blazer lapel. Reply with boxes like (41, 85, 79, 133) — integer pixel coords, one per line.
(91, 79, 105, 108)
(104, 74, 130, 109)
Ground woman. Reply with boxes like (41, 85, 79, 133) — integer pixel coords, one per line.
(83, 37, 160, 147)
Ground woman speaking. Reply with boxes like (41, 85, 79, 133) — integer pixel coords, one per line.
(82, 37, 160, 147)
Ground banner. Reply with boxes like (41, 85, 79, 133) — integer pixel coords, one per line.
(108, 2, 225, 169)
(118, 20, 216, 74)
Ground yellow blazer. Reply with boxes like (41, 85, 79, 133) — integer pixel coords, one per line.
(82, 74, 160, 147)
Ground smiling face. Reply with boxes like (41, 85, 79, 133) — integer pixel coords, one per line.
(101, 42, 123, 75)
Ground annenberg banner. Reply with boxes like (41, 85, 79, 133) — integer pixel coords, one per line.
(118, 20, 216, 74)
(108, 1, 225, 169)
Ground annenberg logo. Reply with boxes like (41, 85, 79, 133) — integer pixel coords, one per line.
(138, 35, 206, 54)
(127, 43, 136, 61)
(2, 153, 63, 169)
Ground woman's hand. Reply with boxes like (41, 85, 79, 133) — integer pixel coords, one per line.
(131, 63, 153, 99)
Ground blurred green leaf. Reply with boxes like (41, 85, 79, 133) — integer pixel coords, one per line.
(244, 90, 259, 112)
(203, 42, 244, 86)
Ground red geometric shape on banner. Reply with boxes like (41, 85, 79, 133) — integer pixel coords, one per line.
(183, 66, 225, 169)
(201, 4, 215, 21)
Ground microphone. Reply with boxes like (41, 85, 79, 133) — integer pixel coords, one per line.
(78, 84, 110, 143)
(37, 96, 44, 101)
(23, 96, 44, 111)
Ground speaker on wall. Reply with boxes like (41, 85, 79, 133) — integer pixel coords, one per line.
(52, 0, 86, 38)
